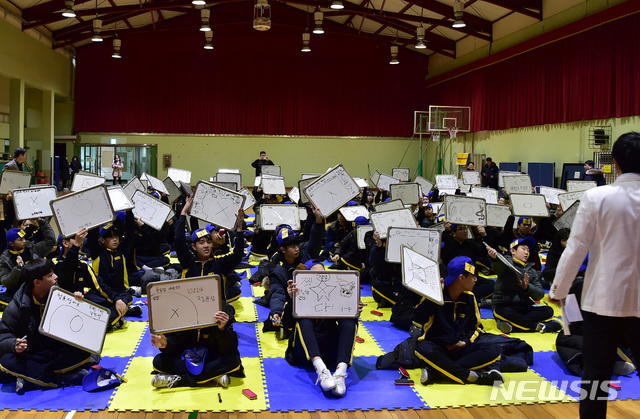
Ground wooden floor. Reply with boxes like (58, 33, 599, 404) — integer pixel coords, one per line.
(1, 400, 638, 419)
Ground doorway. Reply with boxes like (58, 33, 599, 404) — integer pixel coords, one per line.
(77, 144, 157, 182)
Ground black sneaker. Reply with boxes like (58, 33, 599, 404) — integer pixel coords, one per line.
(476, 369, 504, 386)
(538, 320, 562, 333)
(127, 306, 143, 317)
(479, 299, 492, 309)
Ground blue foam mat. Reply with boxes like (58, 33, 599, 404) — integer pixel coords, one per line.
(240, 278, 252, 298)
(480, 308, 494, 319)
(360, 284, 372, 298)
(0, 356, 130, 411)
(361, 321, 410, 353)
(531, 351, 640, 401)
(133, 326, 157, 358)
(263, 356, 427, 411)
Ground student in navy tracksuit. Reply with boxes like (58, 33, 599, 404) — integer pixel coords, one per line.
(414, 257, 504, 386)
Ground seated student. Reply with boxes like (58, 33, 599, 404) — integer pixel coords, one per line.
(414, 257, 504, 386)
(368, 231, 403, 307)
(133, 216, 173, 270)
(541, 228, 573, 289)
(0, 220, 56, 309)
(416, 203, 436, 228)
(360, 188, 375, 212)
(53, 229, 98, 296)
(487, 239, 561, 334)
(329, 216, 370, 274)
(85, 223, 142, 331)
(323, 209, 353, 260)
(0, 259, 97, 394)
(174, 196, 245, 302)
(281, 264, 361, 397)
(149, 304, 243, 389)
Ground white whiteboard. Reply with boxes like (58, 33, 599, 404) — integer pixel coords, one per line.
(538, 186, 566, 205)
(392, 168, 410, 182)
(429, 202, 444, 215)
(357, 225, 373, 249)
(292, 270, 360, 318)
(70, 173, 105, 192)
(0, 171, 31, 195)
(457, 179, 471, 193)
(51, 185, 114, 237)
(167, 167, 192, 184)
(261, 177, 286, 195)
(107, 185, 134, 211)
(414, 176, 434, 196)
(298, 176, 319, 204)
(510, 193, 550, 217)
(486, 204, 512, 228)
(288, 187, 300, 204)
(131, 190, 172, 231)
(374, 199, 404, 212)
(385, 227, 440, 263)
(12, 186, 57, 220)
(148, 276, 222, 334)
(304, 164, 360, 217)
(212, 181, 238, 192)
(370, 171, 381, 188)
(339, 205, 370, 221)
(503, 175, 533, 195)
(299, 207, 308, 221)
(354, 177, 369, 188)
(558, 191, 584, 211)
(470, 186, 498, 204)
(216, 172, 242, 190)
(141, 172, 169, 195)
(499, 171, 521, 188)
(191, 181, 245, 229)
(390, 183, 420, 205)
(445, 195, 487, 227)
(462, 171, 481, 185)
(566, 180, 597, 192)
(435, 174, 458, 190)
(163, 177, 182, 202)
(218, 168, 240, 174)
(301, 173, 321, 180)
(369, 208, 417, 239)
(401, 247, 442, 305)
(554, 200, 580, 231)
(39, 286, 110, 354)
(261, 165, 281, 176)
(376, 173, 401, 191)
(123, 177, 146, 201)
(259, 204, 301, 231)
(238, 188, 256, 211)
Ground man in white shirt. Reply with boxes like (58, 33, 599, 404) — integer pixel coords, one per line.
(550, 132, 640, 419)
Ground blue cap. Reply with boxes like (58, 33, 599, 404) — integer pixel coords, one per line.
(205, 223, 219, 233)
(6, 228, 25, 244)
(82, 367, 123, 392)
(276, 227, 299, 247)
(444, 256, 476, 287)
(191, 228, 210, 243)
(510, 236, 536, 250)
(518, 217, 532, 226)
(283, 201, 293, 205)
(383, 197, 391, 202)
(98, 223, 119, 238)
(354, 216, 369, 226)
(181, 346, 208, 376)
(427, 191, 435, 197)
(425, 203, 433, 209)
(346, 200, 358, 206)
(150, 191, 161, 199)
(115, 211, 126, 224)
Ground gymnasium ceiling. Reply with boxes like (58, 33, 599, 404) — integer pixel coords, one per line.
(0, 0, 625, 70)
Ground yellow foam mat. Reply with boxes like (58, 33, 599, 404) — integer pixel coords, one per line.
(102, 321, 147, 357)
(481, 319, 557, 352)
(540, 295, 563, 317)
(108, 357, 267, 412)
(358, 296, 392, 321)
(353, 323, 384, 357)
(408, 368, 574, 408)
(232, 297, 258, 323)
(257, 325, 288, 358)
(252, 284, 265, 299)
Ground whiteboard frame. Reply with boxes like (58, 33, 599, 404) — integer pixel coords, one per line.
(70, 173, 106, 193)
(444, 195, 487, 227)
(163, 177, 182, 202)
(190, 181, 246, 229)
(537, 186, 566, 206)
(216, 172, 242, 190)
(339, 205, 370, 221)
(385, 226, 441, 263)
(503, 175, 533, 195)
(461, 171, 482, 185)
(292, 270, 360, 319)
(510, 193, 550, 217)
(298, 176, 318, 204)
(38, 286, 110, 355)
(123, 177, 146, 201)
(0, 170, 32, 195)
(238, 187, 257, 211)
(369, 208, 418, 239)
(107, 185, 135, 212)
(131, 190, 172, 231)
(374, 199, 404, 212)
(390, 183, 420, 205)
(566, 180, 597, 192)
(141, 172, 169, 194)
(258, 204, 301, 231)
(470, 186, 498, 204)
(50, 184, 115, 238)
(400, 246, 443, 305)
(167, 167, 192, 184)
(486, 204, 512, 228)
(304, 164, 359, 217)
(12, 186, 57, 220)
(554, 200, 580, 231)
(376, 173, 401, 191)
(260, 165, 281, 176)
(261, 177, 286, 195)
(148, 275, 223, 334)
(356, 225, 373, 249)
(558, 191, 584, 211)
(435, 174, 458, 190)
(392, 168, 410, 182)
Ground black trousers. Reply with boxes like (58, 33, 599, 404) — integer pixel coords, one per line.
(0, 345, 92, 388)
(493, 304, 554, 331)
(473, 278, 494, 301)
(580, 311, 640, 419)
(414, 340, 501, 384)
(84, 292, 126, 326)
(152, 351, 243, 387)
(286, 318, 357, 369)
(371, 279, 398, 307)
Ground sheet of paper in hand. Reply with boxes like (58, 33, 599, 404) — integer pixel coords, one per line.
(385, 227, 440, 263)
(190, 181, 245, 230)
(304, 164, 360, 217)
(131, 190, 172, 231)
(258, 204, 301, 231)
(401, 247, 442, 305)
(444, 195, 487, 226)
(148, 276, 222, 334)
(39, 286, 110, 354)
(12, 186, 57, 220)
(292, 270, 360, 319)
(510, 193, 550, 217)
(369, 208, 417, 239)
(51, 185, 114, 237)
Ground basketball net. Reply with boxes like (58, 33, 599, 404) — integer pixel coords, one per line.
(447, 126, 458, 139)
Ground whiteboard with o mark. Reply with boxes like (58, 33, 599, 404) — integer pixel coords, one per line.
(51, 184, 114, 237)
(385, 226, 441, 264)
(510, 193, 550, 217)
(39, 286, 110, 354)
(148, 275, 223, 334)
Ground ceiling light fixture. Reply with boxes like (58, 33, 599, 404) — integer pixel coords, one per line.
(200, 9, 211, 31)
(192, 0, 206, 5)
(389, 45, 399, 64)
(91, 19, 103, 42)
(301, 32, 311, 52)
(330, 0, 343, 10)
(253, 0, 271, 31)
(112, 38, 122, 59)
(61, 0, 76, 18)
(415, 26, 426, 49)
(313, 9, 324, 34)
(452, 0, 466, 28)
(203, 31, 213, 49)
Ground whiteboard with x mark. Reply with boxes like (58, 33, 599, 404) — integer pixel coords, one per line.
(12, 186, 57, 220)
(190, 181, 245, 230)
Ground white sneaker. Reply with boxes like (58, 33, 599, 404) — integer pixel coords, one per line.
(315, 369, 336, 392)
(152, 374, 182, 388)
(216, 374, 229, 388)
(332, 370, 347, 397)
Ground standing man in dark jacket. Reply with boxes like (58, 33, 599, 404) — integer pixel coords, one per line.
(251, 151, 274, 176)
(2, 148, 29, 173)
(481, 157, 499, 190)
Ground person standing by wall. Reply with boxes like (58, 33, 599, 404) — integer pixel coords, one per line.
(550, 132, 640, 419)
(112, 154, 124, 185)
(481, 157, 499, 189)
(251, 151, 274, 177)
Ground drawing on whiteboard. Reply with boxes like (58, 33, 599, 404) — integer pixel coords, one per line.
(510, 193, 550, 217)
(401, 247, 442, 305)
(293, 270, 359, 318)
(259, 205, 301, 230)
(503, 175, 532, 195)
(190, 182, 245, 229)
(304, 165, 359, 217)
(385, 227, 440, 263)
(370, 208, 417, 239)
(12, 187, 57, 220)
(445, 196, 487, 226)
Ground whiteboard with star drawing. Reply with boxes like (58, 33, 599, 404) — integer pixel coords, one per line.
(385, 227, 441, 264)
(190, 181, 246, 230)
(292, 270, 360, 319)
(401, 246, 443, 305)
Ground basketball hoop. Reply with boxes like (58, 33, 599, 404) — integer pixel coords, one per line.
(447, 126, 458, 139)
(431, 131, 440, 142)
